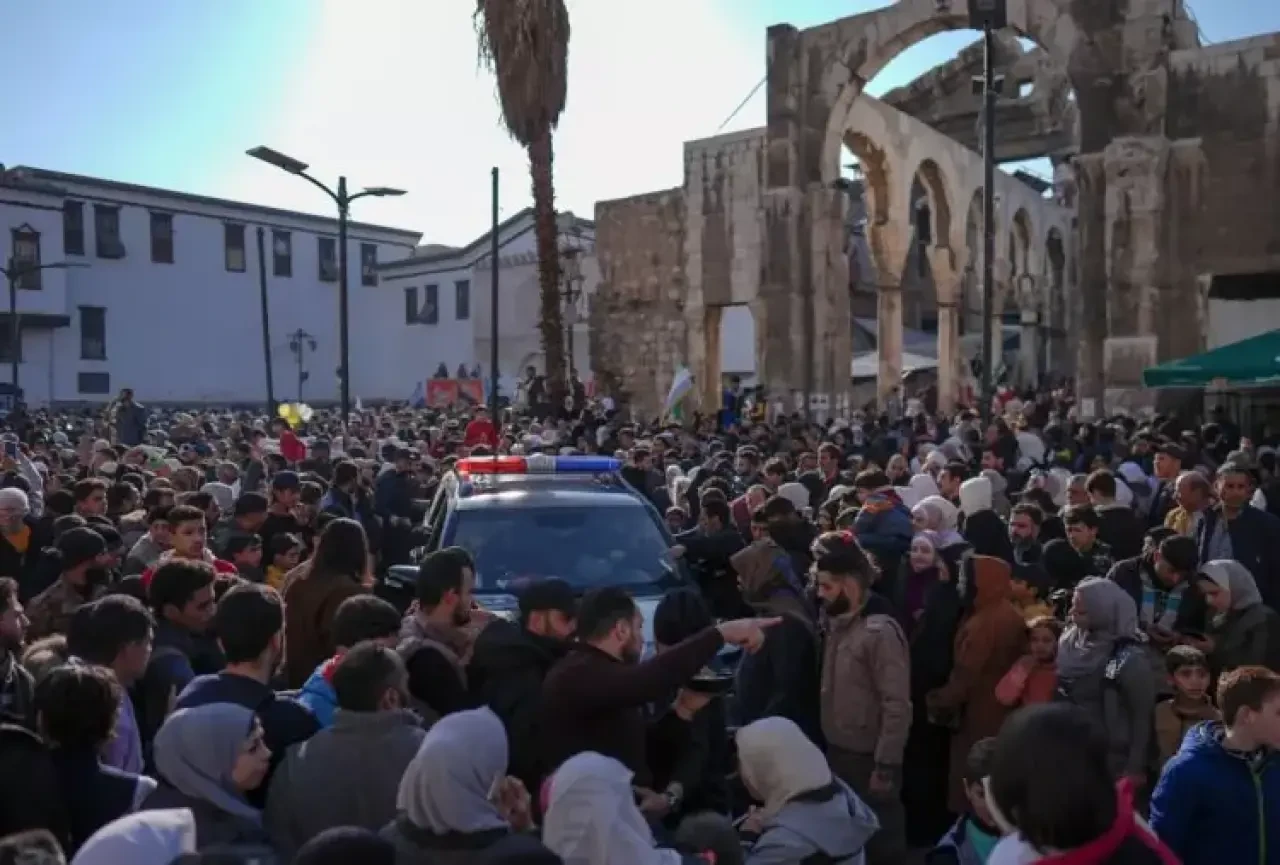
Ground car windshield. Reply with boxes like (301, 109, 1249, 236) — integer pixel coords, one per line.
(446, 504, 680, 594)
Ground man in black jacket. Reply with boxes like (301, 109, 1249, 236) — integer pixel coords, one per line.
(467, 579, 576, 792)
(0, 578, 33, 729)
(672, 497, 746, 619)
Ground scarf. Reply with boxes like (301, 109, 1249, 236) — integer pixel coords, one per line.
(1137, 564, 1184, 630)
(1057, 577, 1140, 681)
(396, 707, 510, 834)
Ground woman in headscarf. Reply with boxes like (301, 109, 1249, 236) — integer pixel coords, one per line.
(542, 752, 682, 865)
(70, 809, 197, 865)
(141, 704, 274, 848)
(735, 717, 879, 865)
(911, 497, 971, 576)
(886, 454, 911, 487)
(907, 474, 941, 507)
(381, 707, 544, 865)
(730, 539, 822, 744)
(959, 477, 1014, 564)
(926, 556, 1028, 814)
(1196, 559, 1280, 674)
(1056, 577, 1157, 782)
(899, 531, 966, 846)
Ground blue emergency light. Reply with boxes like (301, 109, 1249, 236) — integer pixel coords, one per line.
(455, 455, 622, 475)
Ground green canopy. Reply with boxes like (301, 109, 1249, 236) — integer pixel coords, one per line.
(1142, 329, 1280, 388)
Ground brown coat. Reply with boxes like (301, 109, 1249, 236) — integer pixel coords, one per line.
(282, 570, 366, 688)
(927, 555, 1028, 812)
(1154, 697, 1220, 770)
(25, 578, 105, 642)
(820, 604, 912, 767)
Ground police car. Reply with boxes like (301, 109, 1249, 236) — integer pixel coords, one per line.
(385, 453, 692, 652)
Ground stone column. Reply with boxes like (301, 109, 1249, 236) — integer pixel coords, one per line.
(928, 247, 961, 414)
(809, 182, 852, 422)
(701, 306, 723, 411)
(877, 279, 904, 411)
(1020, 308, 1040, 388)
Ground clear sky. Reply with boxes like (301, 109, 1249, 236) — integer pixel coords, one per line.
(1, 0, 1276, 247)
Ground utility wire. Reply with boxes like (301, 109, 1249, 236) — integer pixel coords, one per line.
(716, 76, 767, 133)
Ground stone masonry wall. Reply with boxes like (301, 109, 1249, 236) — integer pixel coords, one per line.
(589, 190, 687, 420)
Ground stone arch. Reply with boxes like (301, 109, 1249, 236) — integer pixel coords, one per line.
(844, 131, 899, 279)
(818, 0, 1083, 187)
(1012, 207, 1034, 281)
(909, 157, 954, 260)
(961, 188, 984, 335)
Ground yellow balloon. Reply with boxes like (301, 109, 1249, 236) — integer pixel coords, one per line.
(277, 403, 293, 420)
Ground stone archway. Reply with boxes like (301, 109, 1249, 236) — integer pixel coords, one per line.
(761, 0, 1088, 409)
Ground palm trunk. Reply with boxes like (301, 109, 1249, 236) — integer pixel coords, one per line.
(529, 128, 567, 407)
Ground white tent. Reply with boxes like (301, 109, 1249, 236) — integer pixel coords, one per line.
(850, 351, 938, 380)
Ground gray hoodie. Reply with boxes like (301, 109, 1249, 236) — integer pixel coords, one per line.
(746, 781, 879, 865)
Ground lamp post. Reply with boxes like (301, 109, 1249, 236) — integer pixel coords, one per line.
(287, 328, 318, 403)
(0, 255, 87, 393)
(247, 146, 405, 422)
(558, 228, 586, 384)
(969, 0, 1006, 423)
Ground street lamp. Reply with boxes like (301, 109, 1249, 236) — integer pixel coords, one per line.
(0, 252, 88, 394)
(247, 146, 405, 421)
(558, 227, 586, 384)
(968, 0, 1007, 422)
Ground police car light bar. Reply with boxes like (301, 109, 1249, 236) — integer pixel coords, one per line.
(456, 455, 622, 475)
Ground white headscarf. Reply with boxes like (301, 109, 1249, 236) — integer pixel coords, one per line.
(542, 753, 681, 865)
(1199, 559, 1264, 625)
(396, 707, 510, 834)
(908, 473, 941, 502)
(71, 809, 197, 865)
(736, 717, 833, 821)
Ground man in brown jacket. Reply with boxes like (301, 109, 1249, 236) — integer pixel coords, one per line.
(812, 531, 911, 865)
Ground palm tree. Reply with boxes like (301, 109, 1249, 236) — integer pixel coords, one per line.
(475, 0, 571, 405)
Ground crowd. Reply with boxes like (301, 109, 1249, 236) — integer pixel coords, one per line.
(0, 384, 1276, 865)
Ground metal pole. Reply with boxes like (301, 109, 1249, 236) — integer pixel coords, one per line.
(566, 311, 574, 380)
(7, 267, 18, 393)
(489, 168, 500, 437)
(337, 176, 351, 423)
(980, 24, 997, 424)
(256, 228, 276, 415)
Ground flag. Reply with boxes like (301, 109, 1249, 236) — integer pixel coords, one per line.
(663, 367, 694, 420)
(409, 381, 425, 409)
(355, 396, 364, 413)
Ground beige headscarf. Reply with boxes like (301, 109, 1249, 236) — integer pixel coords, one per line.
(736, 717, 833, 821)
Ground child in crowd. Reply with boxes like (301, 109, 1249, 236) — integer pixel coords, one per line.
(1010, 572, 1054, 621)
(994, 616, 1061, 708)
(1153, 645, 1221, 771)
(1151, 666, 1280, 865)
(264, 532, 304, 592)
(223, 534, 264, 585)
(928, 737, 1002, 865)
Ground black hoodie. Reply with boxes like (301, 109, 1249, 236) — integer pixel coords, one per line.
(468, 618, 569, 791)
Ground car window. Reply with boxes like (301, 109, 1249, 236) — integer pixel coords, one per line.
(446, 505, 680, 593)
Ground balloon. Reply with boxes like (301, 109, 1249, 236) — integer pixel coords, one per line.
(277, 403, 293, 420)
(298, 403, 314, 423)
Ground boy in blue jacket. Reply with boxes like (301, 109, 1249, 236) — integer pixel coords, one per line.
(297, 594, 403, 728)
(927, 737, 1002, 865)
(1151, 665, 1280, 865)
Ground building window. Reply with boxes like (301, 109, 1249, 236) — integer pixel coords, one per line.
(0, 326, 21, 364)
(273, 230, 292, 277)
(455, 279, 470, 320)
(360, 244, 378, 286)
(404, 287, 419, 324)
(63, 201, 84, 256)
(94, 205, 124, 259)
(422, 284, 439, 325)
(10, 227, 41, 290)
(80, 306, 106, 360)
(150, 212, 174, 263)
(225, 223, 246, 272)
(77, 372, 111, 395)
(318, 237, 337, 282)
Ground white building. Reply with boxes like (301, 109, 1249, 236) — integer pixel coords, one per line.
(0, 166, 422, 405)
(377, 208, 597, 393)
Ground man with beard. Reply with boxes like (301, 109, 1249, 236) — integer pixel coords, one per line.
(537, 586, 777, 790)
(467, 578, 577, 792)
(811, 531, 910, 865)
(671, 498, 747, 618)
(399, 546, 488, 720)
(0, 577, 33, 728)
(0, 489, 50, 598)
(1009, 503, 1053, 614)
(174, 583, 318, 803)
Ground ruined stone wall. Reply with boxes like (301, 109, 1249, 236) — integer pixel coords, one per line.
(589, 190, 687, 419)
(1166, 36, 1280, 279)
(684, 129, 766, 408)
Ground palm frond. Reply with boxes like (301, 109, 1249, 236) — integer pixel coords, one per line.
(474, 0, 570, 146)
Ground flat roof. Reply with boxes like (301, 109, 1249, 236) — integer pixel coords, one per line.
(6, 166, 423, 242)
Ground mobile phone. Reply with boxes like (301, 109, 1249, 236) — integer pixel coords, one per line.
(4, 441, 17, 459)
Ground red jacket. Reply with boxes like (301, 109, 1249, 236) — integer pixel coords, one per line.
(141, 555, 238, 590)
(464, 419, 497, 449)
(279, 430, 306, 464)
